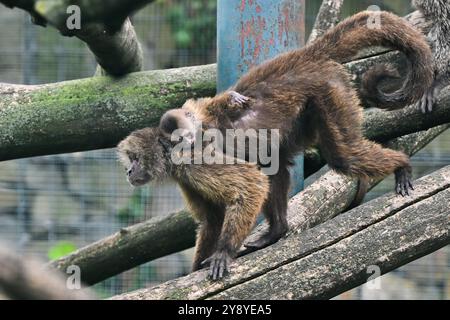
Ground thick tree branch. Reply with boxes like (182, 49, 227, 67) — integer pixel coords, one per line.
(0, 64, 216, 161)
(0, 0, 143, 76)
(48, 210, 196, 285)
(308, 0, 344, 42)
(47, 124, 449, 286)
(111, 165, 450, 300)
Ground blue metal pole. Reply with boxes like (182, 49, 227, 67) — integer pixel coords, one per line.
(217, 0, 305, 195)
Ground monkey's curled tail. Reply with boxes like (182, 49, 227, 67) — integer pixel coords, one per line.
(311, 10, 433, 110)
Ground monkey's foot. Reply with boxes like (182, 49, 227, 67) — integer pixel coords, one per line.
(417, 87, 436, 114)
(229, 91, 250, 107)
(395, 167, 414, 196)
(201, 251, 232, 281)
(244, 228, 287, 251)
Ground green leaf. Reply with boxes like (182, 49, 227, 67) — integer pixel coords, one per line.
(48, 241, 77, 260)
(175, 30, 191, 48)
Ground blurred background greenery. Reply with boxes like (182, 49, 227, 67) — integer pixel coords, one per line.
(0, 0, 448, 299)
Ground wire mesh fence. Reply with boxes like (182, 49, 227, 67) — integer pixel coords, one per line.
(0, 0, 448, 299)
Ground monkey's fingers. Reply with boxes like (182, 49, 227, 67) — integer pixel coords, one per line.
(203, 251, 231, 280)
(395, 168, 413, 197)
(418, 88, 435, 114)
(211, 259, 221, 281)
(229, 91, 250, 106)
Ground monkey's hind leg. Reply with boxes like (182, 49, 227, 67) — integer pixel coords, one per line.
(317, 80, 413, 205)
(244, 165, 290, 251)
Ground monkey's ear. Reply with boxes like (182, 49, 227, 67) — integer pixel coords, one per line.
(159, 109, 197, 144)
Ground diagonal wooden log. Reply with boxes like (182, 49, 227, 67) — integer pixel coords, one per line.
(0, 0, 143, 76)
(47, 124, 449, 286)
(111, 165, 450, 300)
(47, 209, 196, 286)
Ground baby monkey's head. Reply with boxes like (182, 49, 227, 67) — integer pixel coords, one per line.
(117, 127, 171, 187)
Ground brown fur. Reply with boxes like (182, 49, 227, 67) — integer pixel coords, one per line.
(117, 128, 268, 280)
(174, 11, 432, 250)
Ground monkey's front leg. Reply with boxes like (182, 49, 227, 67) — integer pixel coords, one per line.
(202, 199, 259, 280)
(192, 221, 222, 271)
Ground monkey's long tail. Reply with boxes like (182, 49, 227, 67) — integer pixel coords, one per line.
(311, 10, 433, 110)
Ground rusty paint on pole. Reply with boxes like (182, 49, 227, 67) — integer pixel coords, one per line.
(217, 0, 305, 194)
(217, 0, 305, 91)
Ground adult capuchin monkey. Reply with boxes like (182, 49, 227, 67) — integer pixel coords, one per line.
(120, 10, 433, 280)
(160, 10, 434, 248)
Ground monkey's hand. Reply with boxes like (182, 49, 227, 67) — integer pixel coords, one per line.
(201, 250, 232, 281)
(395, 167, 414, 197)
(229, 91, 250, 108)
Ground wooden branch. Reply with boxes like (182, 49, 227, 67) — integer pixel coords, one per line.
(0, 0, 143, 76)
(0, 247, 94, 299)
(111, 165, 450, 300)
(48, 209, 196, 285)
(308, 0, 344, 42)
(0, 64, 216, 161)
(34, 0, 156, 33)
(75, 18, 143, 76)
(47, 124, 449, 286)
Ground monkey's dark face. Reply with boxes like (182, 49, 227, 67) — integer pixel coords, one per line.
(117, 128, 170, 187)
(124, 155, 151, 187)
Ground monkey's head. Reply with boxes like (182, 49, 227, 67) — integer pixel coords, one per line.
(159, 108, 199, 144)
(117, 127, 171, 187)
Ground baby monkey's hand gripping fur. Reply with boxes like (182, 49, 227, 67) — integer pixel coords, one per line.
(117, 128, 268, 280)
